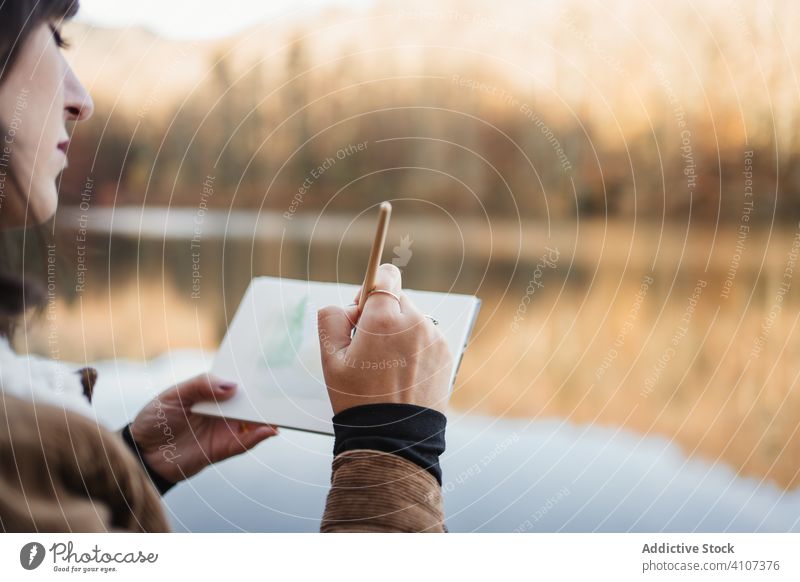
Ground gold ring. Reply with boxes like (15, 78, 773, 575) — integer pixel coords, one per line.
(367, 289, 402, 306)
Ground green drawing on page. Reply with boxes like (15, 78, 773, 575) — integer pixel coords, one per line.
(260, 295, 309, 368)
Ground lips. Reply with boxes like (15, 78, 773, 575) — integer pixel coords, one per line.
(57, 139, 69, 154)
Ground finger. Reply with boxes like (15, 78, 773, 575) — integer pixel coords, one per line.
(352, 284, 409, 313)
(237, 420, 276, 433)
(173, 374, 237, 406)
(354, 265, 412, 309)
(228, 424, 279, 456)
(317, 304, 359, 365)
(361, 263, 403, 316)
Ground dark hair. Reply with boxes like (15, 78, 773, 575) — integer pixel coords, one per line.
(0, 0, 80, 337)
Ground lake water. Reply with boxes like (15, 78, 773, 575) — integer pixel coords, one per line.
(89, 349, 800, 532)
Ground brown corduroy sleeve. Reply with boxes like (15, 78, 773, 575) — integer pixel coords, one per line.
(0, 393, 170, 533)
(320, 449, 446, 532)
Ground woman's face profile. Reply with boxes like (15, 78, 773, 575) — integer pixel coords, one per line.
(0, 19, 93, 226)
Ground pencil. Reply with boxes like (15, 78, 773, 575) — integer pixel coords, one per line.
(358, 201, 392, 313)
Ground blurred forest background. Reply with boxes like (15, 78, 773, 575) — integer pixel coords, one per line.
(16, 0, 800, 489)
(55, 0, 800, 221)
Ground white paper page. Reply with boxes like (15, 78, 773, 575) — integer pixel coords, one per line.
(192, 277, 480, 434)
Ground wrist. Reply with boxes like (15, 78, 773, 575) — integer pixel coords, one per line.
(120, 424, 178, 495)
(331, 403, 447, 484)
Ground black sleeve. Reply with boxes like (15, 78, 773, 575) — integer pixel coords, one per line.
(331, 403, 447, 485)
(120, 424, 177, 495)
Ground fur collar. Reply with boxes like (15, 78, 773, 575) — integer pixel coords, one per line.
(0, 335, 104, 425)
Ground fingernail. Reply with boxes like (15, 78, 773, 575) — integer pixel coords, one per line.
(219, 382, 236, 392)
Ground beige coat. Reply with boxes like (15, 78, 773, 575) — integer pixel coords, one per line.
(0, 376, 445, 532)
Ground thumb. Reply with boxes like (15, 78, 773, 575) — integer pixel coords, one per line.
(317, 305, 357, 368)
(173, 373, 237, 406)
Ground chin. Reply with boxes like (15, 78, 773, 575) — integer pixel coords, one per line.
(30, 181, 59, 224)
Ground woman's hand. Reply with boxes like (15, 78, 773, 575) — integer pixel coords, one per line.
(317, 263, 453, 414)
(129, 374, 279, 485)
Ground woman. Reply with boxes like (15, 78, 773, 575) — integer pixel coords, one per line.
(0, 0, 452, 532)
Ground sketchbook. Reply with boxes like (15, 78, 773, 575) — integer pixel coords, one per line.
(192, 276, 481, 435)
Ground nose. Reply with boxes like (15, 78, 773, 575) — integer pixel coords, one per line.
(63, 63, 93, 122)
